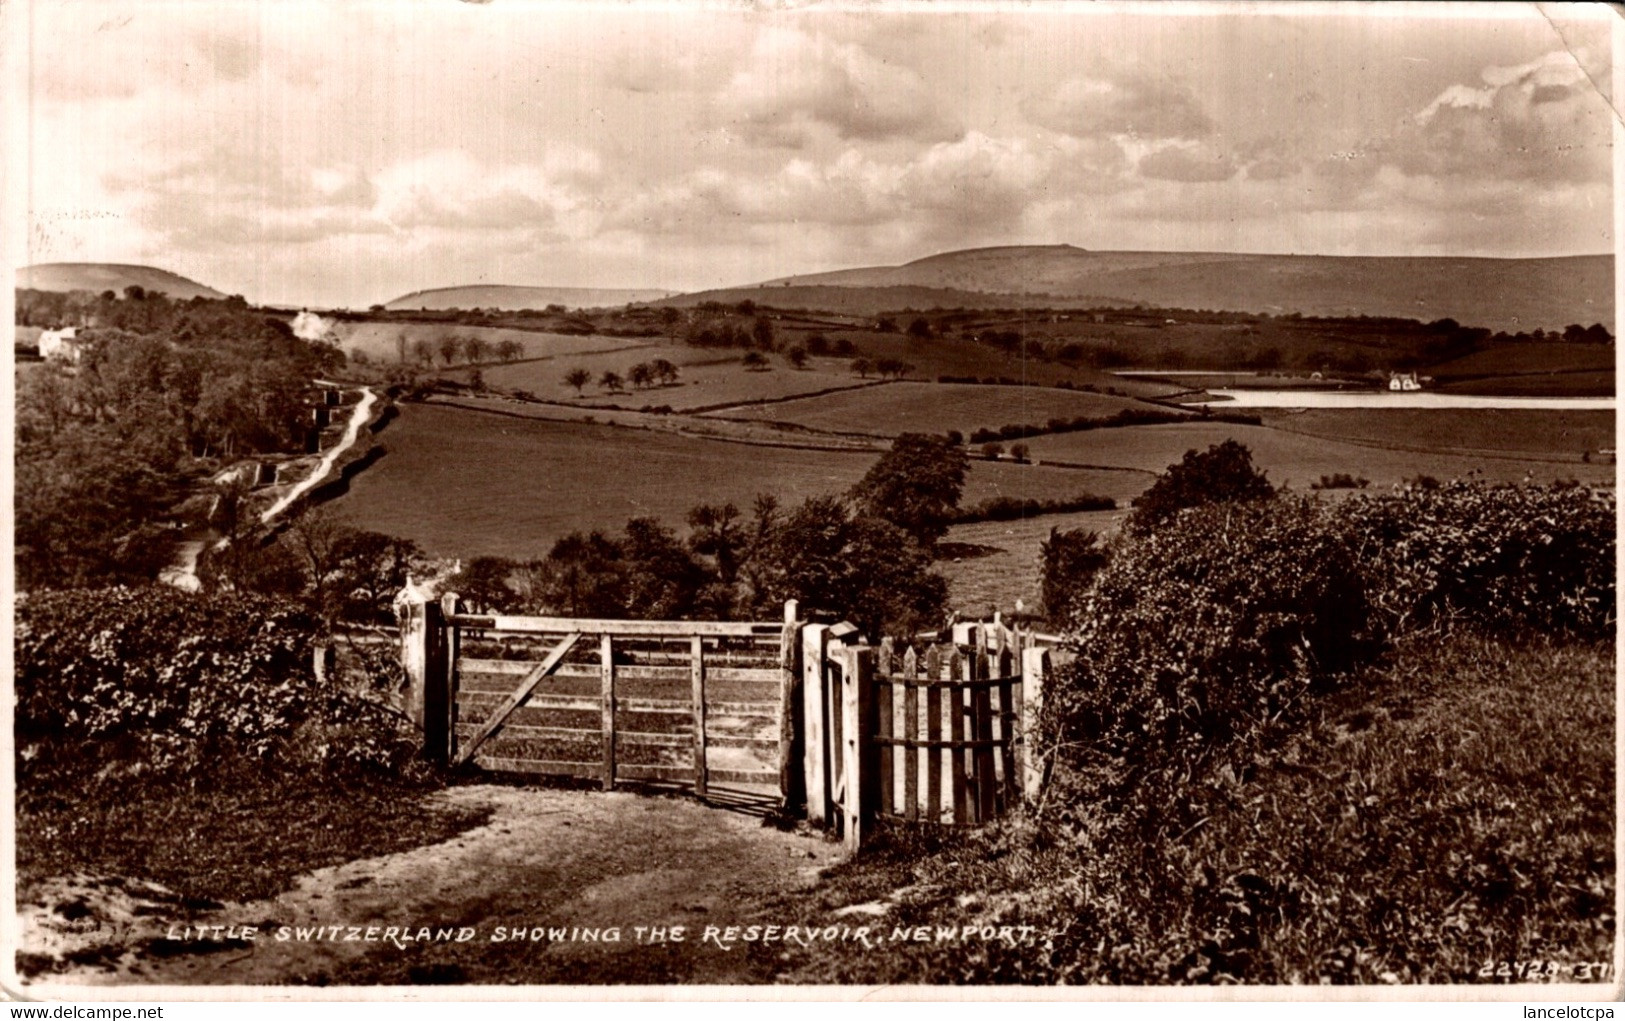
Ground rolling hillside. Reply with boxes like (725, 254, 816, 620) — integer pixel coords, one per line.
(681, 245, 1611, 332)
(386, 285, 674, 311)
(16, 263, 225, 300)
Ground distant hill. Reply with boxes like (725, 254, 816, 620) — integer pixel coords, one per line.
(16, 263, 225, 301)
(680, 245, 1611, 332)
(385, 285, 674, 311)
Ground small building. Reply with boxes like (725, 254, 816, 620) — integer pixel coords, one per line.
(38, 327, 83, 362)
(1388, 371, 1422, 392)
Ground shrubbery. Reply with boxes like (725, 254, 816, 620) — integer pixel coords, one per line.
(15, 586, 421, 792)
(1037, 481, 1614, 925)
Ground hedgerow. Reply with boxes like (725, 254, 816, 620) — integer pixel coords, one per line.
(15, 586, 422, 790)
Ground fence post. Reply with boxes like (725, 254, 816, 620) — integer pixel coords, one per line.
(1021, 647, 1050, 803)
(429, 593, 458, 766)
(395, 585, 430, 731)
(801, 623, 831, 826)
(778, 600, 805, 815)
(841, 644, 874, 852)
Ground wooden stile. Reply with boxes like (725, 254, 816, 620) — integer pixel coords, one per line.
(600, 634, 616, 790)
(691, 635, 708, 798)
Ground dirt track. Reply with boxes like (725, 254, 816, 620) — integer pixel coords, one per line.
(23, 784, 839, 988)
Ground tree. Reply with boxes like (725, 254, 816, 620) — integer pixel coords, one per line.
(599, 370, 625, 393)
(805, 332, 830, 356)
(497, 339, 524, 361)
(875, 316, 898, 333)
(749, 496, 945, 640)
(848, 433, 968, 548)
(907, 317, 932, 339)
(981, 441, 1004, 460)
(785, 344, 808, 369)
(629, 362, 654, 389)
(742, 350, 769, 371)
(463, 336, 491, 364)
(454, 556, 521, 614)
(564, 367, 592, 395)
(751, 317, 775, 351)
(412, 338, 435, 366)
(437, 334, 460, 366)
(1010, 442, 1030, 463)
(1129, 439, 1275, 533)
(851, 357, 874, 378)
(651, 358, 679, 385)
(1039, 527, 1107, 627)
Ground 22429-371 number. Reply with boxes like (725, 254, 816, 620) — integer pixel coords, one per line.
(1480, 960, 1615, 981)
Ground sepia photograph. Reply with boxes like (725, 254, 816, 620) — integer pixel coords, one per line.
(3, 0, 1618, 998)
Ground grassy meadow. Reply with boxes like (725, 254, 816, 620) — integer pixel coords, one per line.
(332, 320, 641, 363)
(335, 402, 1135, 563)
(706, 381, 1159, 436)
(1022, 420, 1614, 491)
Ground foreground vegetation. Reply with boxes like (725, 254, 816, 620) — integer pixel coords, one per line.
(781, 475, 1615, 984)
(13, 587, 486, 920)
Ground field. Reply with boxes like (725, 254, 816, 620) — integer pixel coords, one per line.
(1260, 408, 1615, 460)
(1022, 420, 1615, 491)
(940, 508, 1125, 616)
(334, 403, 1133, 562)
(480, 346, 868, 411)
(706, 381, 1161, 436)
(331, 320, 641, 363)
(1426, 343, 1616, 380)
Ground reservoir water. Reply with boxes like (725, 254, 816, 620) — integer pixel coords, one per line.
(1204, 390, 1615, 411)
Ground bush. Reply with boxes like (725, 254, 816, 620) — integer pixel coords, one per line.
(1311, 472, 1368, 490)
(15, 587, 420, 789)
(1129, 439, 1274, 533)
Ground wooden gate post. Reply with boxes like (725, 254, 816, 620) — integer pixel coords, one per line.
(778, 601, 805, 815)
(801, 624, 831, 826)
(840, 645, 875, 852)
(1020, 647, 1050, 802)
(394, 584, 454, 765)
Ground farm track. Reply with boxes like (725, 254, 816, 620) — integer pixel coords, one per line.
(27, 785, 834, 987)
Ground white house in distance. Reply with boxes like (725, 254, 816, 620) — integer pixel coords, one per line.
(38, 327, 83, 362)
(1387, 371, 1423, 392)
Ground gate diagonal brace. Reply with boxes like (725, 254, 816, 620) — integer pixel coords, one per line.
(457, 632, 584, 765)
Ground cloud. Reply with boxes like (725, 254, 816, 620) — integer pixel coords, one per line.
(1390, 46, 1612, 186)
(1026, 72, 1213, 141)
(715, 27, 960, 146)
(1139, 141, 1238, 183)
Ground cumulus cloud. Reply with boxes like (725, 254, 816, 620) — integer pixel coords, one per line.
(1026, 72, 1214, 141)
(716, 27, 960, 145)
(1388, 46, 1612, 186)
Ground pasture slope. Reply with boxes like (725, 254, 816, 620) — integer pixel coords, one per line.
(333, 403, 1141, 562)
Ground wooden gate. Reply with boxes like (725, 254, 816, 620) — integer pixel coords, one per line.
(802, 622, 1051, 849)
(399, 593, 800, 799)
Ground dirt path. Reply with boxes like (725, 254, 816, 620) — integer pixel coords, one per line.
(25, 784, 838, 988)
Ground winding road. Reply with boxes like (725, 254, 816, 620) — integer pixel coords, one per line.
(159, 383, 378, 591)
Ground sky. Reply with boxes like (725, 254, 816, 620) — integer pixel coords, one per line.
(7, 0, 1617, 309)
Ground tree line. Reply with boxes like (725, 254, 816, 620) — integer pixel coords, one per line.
(216, 434, 972, 640)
